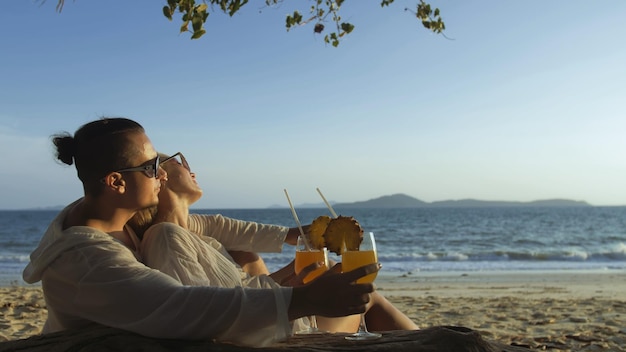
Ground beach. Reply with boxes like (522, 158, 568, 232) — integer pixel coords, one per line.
(379, 270, 626, 351)
(1, 270, 625, 351)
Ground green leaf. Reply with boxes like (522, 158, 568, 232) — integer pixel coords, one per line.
(285, 11, 302, 30)
(180, 21, 189, 33)
(191, 15, 203, 31)
(191, 29, 206, 39)
(294, 11, 302, 23)
(162, 6, 173, 21)
(340, 22, 354, 34)
(329, 32, 339, 47)
(229, 0, 248, 16)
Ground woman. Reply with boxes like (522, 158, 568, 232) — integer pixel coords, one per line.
(133, 151, 418, 333)
(127, 151, 306, 283)
(22, 117, 378, 347)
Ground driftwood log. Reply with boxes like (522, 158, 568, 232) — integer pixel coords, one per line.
(0, 326, 531, 352)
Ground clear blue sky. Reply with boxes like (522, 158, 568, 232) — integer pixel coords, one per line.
(1, 1, 625, 210)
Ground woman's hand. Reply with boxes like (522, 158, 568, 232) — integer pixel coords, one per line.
(284, 225, 311, 246)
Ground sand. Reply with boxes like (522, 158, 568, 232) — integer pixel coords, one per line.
(1, 270, 625, 351)
(377, 270, 626, 351)
(0, 286, 46, 342)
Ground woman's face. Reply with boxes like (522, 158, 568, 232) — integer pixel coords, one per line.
(161, 153, 202, 203)
(121, 132, 166, 210)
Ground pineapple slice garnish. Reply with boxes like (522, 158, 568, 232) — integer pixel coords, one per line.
(309, 215, 331, 250)
(323, 215, 363, 255)
(308, 215, 364, 255)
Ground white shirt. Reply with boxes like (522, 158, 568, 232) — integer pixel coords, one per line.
(22, 201, 293, 346)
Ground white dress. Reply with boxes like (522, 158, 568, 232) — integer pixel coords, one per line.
(140, 214, 309, 333)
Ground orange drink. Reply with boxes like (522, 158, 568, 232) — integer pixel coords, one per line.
(342, 250, 378, 284)
(293, 235, 329, 334)
(343, 231, 381, 340)
(295, 249, 328, 284)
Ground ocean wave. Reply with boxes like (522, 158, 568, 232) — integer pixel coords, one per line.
(376, 245, 626, 262)
(378, 261, 626, 273)
(0, 254, 31, 263)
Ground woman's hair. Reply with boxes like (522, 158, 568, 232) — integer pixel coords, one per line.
(127, 205, 158, 240)
(52, 117, 146, 196)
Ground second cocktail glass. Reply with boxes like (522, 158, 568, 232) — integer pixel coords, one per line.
(342, 231, 381, 340)
(294, 235, 329, 334)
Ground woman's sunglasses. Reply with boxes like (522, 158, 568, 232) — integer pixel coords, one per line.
(160, 152, 190, 172)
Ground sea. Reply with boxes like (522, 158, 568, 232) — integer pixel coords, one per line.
(2, 206, 626, 286)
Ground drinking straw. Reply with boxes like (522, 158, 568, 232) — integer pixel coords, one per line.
(316, 187, 338, 218)
(283, 189, 307, 246)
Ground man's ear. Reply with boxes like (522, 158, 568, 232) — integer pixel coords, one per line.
(101, 173, 126, 194)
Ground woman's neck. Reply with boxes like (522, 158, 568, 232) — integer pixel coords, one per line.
(153, 193, 190, 229)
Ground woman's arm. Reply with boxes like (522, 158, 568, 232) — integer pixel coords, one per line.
(188, 213, 289, 252)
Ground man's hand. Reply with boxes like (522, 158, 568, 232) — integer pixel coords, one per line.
(288, 263, 381, 320)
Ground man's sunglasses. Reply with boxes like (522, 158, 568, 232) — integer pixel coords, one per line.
(160, 152, 190, 171)
(114, 155, 161, 178)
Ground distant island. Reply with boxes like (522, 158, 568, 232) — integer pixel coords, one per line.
(276, 193, 592, 209)
(12, 194, 594, 211)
